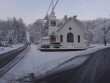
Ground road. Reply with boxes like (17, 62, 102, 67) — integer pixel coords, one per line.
(0, 44, 30, 78)
(36, 47, 110, 83)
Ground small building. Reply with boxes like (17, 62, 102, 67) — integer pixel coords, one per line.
(41, 12, 87, 49)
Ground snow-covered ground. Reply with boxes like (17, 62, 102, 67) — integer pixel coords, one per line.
(0, 44, 110, 82)
(0, 44, 24, 55)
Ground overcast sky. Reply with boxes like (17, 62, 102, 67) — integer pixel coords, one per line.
(0, 0, 110, 24)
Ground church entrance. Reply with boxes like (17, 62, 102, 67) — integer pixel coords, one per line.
(50, 35, 56, 44)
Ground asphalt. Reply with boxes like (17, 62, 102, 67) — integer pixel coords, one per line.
(0, 44, 30, 78)
(35, 47, 110, 83)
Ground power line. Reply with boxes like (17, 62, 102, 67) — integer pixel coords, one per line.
(45, 0, 60, 20)
(46, 0, 54, 14)
(52, 0, 59, 12)
(46, 0, 59, 15)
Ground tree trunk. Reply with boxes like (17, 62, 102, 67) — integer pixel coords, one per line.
(104, 34, 106, 46)
(104, 39, 106, 46)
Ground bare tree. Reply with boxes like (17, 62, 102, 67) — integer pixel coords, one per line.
(101, 26, 110, 46)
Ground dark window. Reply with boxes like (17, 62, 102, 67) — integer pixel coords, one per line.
(60, 35, 63, 42)
(69, 27, 72, 30)
(78, 35, 80, 43)
(51, 22, 56, 26)
(67, 33, 74, 42)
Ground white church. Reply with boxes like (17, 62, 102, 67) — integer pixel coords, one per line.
(41, 11, 87, 49)
(39, 0, 87, 49)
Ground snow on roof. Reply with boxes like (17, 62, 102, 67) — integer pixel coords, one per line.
(49, 31, 58, 37)
(42, 37, 49, 40)
(57, 17, 81, 32)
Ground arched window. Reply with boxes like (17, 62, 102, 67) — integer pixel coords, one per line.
(67, 33, 74, 42)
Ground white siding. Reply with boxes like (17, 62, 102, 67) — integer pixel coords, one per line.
(49, 26, 58, 35)
(57, 20, 87, 48)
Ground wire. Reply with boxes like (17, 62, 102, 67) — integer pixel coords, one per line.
(52, 0, 59, 12)
(46, 0, 54, 14)
(45, 0, 59, 19)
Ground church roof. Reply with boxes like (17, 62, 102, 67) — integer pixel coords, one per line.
(57, 16, 82, 32)
(42, 37, 49, 40)
(49, 31, 57, 37)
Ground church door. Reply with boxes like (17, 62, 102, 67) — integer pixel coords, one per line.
(50, 35, 56, 43)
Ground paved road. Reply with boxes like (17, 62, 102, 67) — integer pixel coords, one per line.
(36, 47, 110, 83)
(0, 44, 30, 78)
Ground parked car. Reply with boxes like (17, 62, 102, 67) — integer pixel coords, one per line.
(40, 44, 50, 48)
(52, 42, 61, 48)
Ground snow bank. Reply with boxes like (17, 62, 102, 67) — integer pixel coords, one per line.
(0, 44, 24, 55)
(0, 44, 110, 82)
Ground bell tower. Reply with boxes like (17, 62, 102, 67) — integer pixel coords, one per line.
(44, 0, 59, 35)
(48, 0, 58, 35)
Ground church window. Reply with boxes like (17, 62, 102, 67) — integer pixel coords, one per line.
(67, 33, 74, 42)
(69, 27, 72, 30)
(51, 22, 56, 26)
(60, 35, 63, 42)
(78, 35, 80, 43)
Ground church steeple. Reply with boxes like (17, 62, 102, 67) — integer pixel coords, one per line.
(48, 0, 58, 35)
(44, 0, 59, 35)
(48, 0, 57, 26)
(48, 11, 57, 35)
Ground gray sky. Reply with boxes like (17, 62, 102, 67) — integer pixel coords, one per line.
(0, 0, 110, 24)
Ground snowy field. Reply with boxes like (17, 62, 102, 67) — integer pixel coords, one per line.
(0, 44, 110, 82)
(0, 44, 24, 55)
